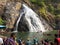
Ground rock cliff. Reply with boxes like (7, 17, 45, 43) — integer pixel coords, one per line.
(0, 0, 56, 31)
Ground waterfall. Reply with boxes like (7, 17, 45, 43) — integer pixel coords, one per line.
(23, 4, 46, 32)
(14, 4, 46, 32)
(13, 9, 25, 32)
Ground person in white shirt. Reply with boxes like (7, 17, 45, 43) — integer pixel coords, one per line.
(0, 37, 3, 45)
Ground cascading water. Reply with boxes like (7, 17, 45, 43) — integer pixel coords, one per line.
(22, 4, 46, 32)
(13, 9, 25, 32)
(13, 4, 47, 32)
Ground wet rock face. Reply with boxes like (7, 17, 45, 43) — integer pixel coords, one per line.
(18, 14, 29, 32)
(4, 2, 21, 28)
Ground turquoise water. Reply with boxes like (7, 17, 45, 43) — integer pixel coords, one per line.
(16, 32, 43, 41)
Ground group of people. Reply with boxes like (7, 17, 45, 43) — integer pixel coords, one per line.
(0, 33, 39, 45)
(0, 33, 60, 45)
(41, 34, 60, 45)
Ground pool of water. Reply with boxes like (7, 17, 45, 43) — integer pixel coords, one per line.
(1, 32, 43, 41)
(16, 32, 43, 41)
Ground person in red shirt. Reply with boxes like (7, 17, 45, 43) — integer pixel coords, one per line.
(54, 34, 60, 45)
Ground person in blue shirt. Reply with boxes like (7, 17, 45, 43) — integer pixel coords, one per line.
(33, 37, 38, 45)
(17, 39, 22, 45)
(26, 38, 32, 45)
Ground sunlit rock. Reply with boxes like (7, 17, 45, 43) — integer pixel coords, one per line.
(15, 2, 21, 10)
(4, 2, 22, 29)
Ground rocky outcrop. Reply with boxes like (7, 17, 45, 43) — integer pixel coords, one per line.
(0, 0, 31, 30)
(0, 0, 7, 16)
(4, 2, 21, 28)
(0, 0, 54, 32)
(18, 15, 29, 32)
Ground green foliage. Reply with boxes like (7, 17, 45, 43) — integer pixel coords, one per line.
(30, 0, 45, 7)
(55, 15, 60, 20)
(38, 1, 45, 7)
(48, 4, 55, 14)
(56, 15, 60, 17)
(54, 9, 60, 15)
(30, 0, 37, 3)
(39, 7, 46, 15)
(30, 0, 60, 28)
(51, 0, 59, 3)
(30, 0, 59, 15)
(44, 0, 59, 3)
(39, 7, 50, 22)
(0, 17, 6, 25)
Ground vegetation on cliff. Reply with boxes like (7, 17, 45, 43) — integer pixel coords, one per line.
(30, 0, 60, 18)
(0, 0, 60, 30)
(0, 17, 6, 25)
(30, 0, 60, 29)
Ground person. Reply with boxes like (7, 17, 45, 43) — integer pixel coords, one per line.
(17, 38, 22, 45)
(26, 38, 32, 45)
(40, 39, 45, 45)
(44, 41, 49, 45)
(54, 34, 60, 45)
(4, 33, 17, 45)
(21, 40, 25, 45)
(50, 42, 54, 45)
(33, 37, 38, 45)
(0, 37, 3, 45)
(3, 36, 7, 45)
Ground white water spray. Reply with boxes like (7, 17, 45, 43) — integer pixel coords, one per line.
(14, 4, 46, 32)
